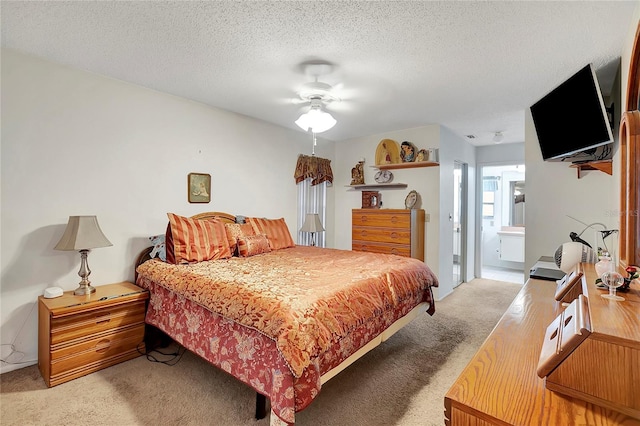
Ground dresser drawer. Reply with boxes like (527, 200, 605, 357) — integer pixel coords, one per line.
(50, 300, 146, 345)
(352, 211, 410, 229)
(352, 241, 411, 257)
(352, 227, 411, 244)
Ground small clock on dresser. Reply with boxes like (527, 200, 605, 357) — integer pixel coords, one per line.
(374, 170, 393, 184)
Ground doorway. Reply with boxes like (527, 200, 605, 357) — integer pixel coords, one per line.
(453, 161, 467, 287)
(480, 164, 525, 284)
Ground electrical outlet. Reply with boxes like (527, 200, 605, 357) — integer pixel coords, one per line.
(425, 214, 430, 222)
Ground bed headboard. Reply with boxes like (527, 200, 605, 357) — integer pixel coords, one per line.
(191, 211, 236, 224)
(134, 211, 238, 280)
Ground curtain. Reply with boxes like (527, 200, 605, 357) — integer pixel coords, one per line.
(294, 154, 331, 246)
(294, 154, 333, 186)
(482, 176, 499, 192)
(297, 179, 327, 247)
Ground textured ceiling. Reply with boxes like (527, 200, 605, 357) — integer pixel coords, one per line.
(1, 1, 637, 145)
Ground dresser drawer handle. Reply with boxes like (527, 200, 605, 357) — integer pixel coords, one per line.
(95, 339, 111, 353)
(361, 230, 368, 237)
(360, 216, 367, 222)
(390, 216, 398, 223)
(95, 313, 111, 325)
(391, 248, 399, 254)
(390, 232, 398, 239)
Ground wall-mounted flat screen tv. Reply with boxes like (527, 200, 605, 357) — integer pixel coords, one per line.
(530, 64, 613, 161)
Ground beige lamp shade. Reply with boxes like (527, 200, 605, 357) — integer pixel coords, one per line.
(55, 216, 112, 251)
(300, 213, 325, 233)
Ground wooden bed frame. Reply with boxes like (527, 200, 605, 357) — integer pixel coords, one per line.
(135, 211, 431, 422)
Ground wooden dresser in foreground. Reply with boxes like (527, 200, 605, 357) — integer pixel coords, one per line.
(444, 263, 640, 425)
(38, 281, 148, 387)
(352, 208, 425, 260)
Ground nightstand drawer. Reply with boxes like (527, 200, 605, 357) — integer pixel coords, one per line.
(50, 324, 145, 376)
(352, 227, 411, 244)
(50, 300, 146, 345)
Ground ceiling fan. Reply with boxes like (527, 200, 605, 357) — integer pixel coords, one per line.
(293, 62, 342, 133)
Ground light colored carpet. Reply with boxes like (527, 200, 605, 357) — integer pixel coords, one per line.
(0, 278, 521, 426)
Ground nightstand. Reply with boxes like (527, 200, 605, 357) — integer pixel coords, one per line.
(38, 281, 148, 387)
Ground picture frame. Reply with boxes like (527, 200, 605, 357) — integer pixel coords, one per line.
(400, 141, 417, 162)
(362, 191, 381, 209)
(188, 173, 211, 203)
(405, 190, 418, 209)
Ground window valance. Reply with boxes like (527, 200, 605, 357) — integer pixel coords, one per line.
(294, 155, 333, 186)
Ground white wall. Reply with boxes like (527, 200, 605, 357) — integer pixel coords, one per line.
(438, 126, 476, 299)
(524, 109, 618, 273)
(524, 10, 638, 274)
(333, 125, 476, 300)
(333, 126, 441, 278)
(0, 49, 335, 373)
(477, 142, 525, 165)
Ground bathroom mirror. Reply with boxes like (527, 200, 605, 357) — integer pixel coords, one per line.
(509, 180, 525, 226)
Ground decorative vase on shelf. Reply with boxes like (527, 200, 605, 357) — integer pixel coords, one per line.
(595, 256, 612, 278)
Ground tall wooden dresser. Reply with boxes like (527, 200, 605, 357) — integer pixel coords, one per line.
(352, 208, 425, 261)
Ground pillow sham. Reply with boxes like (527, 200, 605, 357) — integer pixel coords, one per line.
(247, 217, 296, 250)
(224, 223, 256, 255)
(149, 234, 166, 262)
(165, 222, 175, 264)
(166, 213, 232, 264)
(237, 234, 272, 257)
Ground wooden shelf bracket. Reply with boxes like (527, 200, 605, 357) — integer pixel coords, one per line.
(569, 160, 612, 179)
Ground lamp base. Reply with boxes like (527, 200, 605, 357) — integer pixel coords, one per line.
(74, 283, 96, 296)
(74, 249, 95, 295)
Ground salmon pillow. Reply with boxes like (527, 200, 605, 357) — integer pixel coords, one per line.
(166, 213, 232, 264)
(224, 223, 256, 256)
(246, 217, 295, 250)
(237, 234, 272, 257)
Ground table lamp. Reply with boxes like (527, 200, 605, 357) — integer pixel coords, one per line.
(300, 213, 324, 247)
(55, 216, 112, 295)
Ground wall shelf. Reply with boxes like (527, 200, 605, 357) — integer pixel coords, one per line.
(569, 160, 612, 179)
(346, 183, 408, 190)
(372, 161, 439, 170)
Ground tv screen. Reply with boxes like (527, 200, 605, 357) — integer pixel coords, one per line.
(530, 64, 613, 161)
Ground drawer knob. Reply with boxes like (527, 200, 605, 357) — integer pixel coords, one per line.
(390, 216, 398, 223)
(95, 313, 111, 325)
(360, 216, 367, 222)
(391, 232, 398, 239)
(361, 230, 368, 237)
(95, 339, 111, 353)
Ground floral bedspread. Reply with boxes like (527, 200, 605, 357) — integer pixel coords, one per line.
(136, 246, 438, 424)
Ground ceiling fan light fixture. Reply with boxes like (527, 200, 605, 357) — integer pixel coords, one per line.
(295, 102, 336, 133)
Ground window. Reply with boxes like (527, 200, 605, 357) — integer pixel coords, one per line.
(297, 179, 327, 247)
(482, 191, 495, 218)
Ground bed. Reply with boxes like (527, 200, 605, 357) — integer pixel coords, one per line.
(135, 212, 438, 425)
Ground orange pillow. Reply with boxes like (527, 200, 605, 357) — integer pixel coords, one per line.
(237, 234, 271, 257)
(167, 213, 232, 264)
(224, 223, 256, 255)
(247, 217, 295, 250)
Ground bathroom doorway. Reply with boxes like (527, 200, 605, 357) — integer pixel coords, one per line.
(453, 161, 467, 287)
(480, 164, 525, 284)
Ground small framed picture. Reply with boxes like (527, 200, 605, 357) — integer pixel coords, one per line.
(405, 190, 418, 209)
(188, 173, 211, 203)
